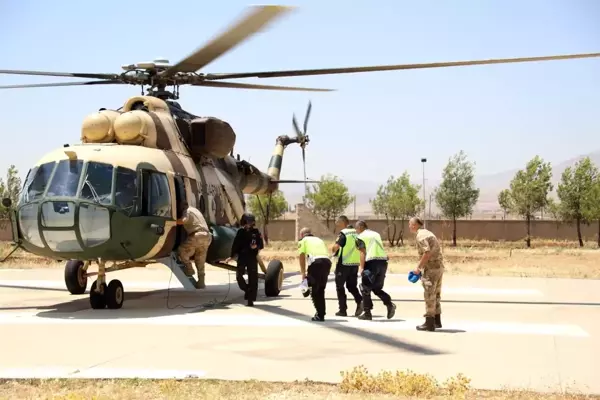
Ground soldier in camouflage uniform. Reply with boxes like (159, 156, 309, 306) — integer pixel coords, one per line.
(176, 200, 212, 289)
(409, 217, 444, 331)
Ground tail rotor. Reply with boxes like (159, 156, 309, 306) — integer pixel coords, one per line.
(292, 101, 312, 202)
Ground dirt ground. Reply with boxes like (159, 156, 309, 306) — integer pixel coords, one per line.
(1, 239, 600, 279)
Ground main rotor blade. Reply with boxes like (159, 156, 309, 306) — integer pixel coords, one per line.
(205, 52, 600, 80)
(194, 80, 333, 92)
(162, 5, 294, 77)
(0, 80, 124, 89)
(0, 69, 118, 80)
(273, 179, 320, 184)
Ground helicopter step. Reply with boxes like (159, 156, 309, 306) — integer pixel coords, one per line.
(160, 252, 199, 291)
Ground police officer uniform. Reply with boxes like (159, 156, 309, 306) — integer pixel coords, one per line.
(298, 228, 332, 321)
(176, 201, 212, 289)
(230, 213, 263, 306)
(355, 221, 396, 320)
(333, 224, 363, 317)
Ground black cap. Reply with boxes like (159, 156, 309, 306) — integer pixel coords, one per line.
(241, 213, 256, 225)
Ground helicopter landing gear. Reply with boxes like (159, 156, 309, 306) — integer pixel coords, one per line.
(64, 260, 89, 295)
(264, 259, 284, 297)
(88, 259, 125, 310)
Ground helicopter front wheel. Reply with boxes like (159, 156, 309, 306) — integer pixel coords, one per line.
(264, 259, 284, 297)
(64, 260, 88, 295)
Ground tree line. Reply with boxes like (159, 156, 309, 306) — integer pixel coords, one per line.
(248, 151, 600, 249)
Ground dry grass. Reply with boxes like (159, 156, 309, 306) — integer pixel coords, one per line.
(2, 239, 600, 279)
(0, 367, 597, 400)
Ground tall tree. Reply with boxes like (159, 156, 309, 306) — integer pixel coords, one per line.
(497, 189, 512, 220)
(306, 175, 353, 228)
(582, 176, 600, 248)
(507, 156, 553, 248)
(556, 157, 599, 247)
(0, 165, 22, 219)
(435, 150, 480, 246)
(246, 190, 289, 225)
(370, 172, 423, 246)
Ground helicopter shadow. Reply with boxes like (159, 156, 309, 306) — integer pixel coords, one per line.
(1, 281, 243, 319)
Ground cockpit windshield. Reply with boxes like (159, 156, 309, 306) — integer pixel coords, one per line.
(46, 160, 84, 197)
(115, 167, 137, 214)
(19, 160, 138, 212)
(80, 162, 113, 205)
(20, 162, 56, 204)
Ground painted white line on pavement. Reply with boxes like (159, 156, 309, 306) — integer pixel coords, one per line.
(0, 279, 543, 297)
(0, 312, 588, 337)
(0, 367, 206, 379)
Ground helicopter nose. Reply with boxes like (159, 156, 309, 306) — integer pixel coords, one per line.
(18, 200, 111, 253)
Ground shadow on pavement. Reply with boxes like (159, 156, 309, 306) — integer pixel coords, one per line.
(254, 302, 448, 356)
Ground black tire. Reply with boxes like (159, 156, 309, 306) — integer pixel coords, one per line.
(105, 280, 124, 310)
(264, 259, 284, 297)
(90, 280, 107, 309)
(64, 260, 87, 295)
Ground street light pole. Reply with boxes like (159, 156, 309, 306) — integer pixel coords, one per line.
(421, 158, 427, 228)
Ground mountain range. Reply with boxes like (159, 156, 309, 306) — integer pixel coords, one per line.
(281, 150, 600, 219)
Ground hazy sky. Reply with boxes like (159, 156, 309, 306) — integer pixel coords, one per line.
(1, 0, 598, 190)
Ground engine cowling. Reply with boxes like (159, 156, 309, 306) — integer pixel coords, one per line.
(113, 110, 154, 145)
(185, 117, 236, 160)
(81, 109, 122, 143)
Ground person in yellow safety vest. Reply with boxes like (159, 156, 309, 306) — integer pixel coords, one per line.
(298, 227, 333, 322)
(331, 215, 363, 317)
(354, 220, 396, 321)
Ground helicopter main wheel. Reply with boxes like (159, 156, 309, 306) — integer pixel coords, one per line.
(105, 280, 124, 310)
(264, 259, 284, 297)
(64, 260, 87, 295)
(89, 280, 107, 309)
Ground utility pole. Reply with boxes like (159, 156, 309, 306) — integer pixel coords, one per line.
(429, 192, 433, 220)
(353, 196, 356, 219)
(421, 158, 427, 228)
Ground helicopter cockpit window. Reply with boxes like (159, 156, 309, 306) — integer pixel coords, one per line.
(115, 167, 137, 214)
(46, 159, 84, 198)
(142, 171, 172, 218)
(21, 162, 55, 203)
(80, 162, 113, 205)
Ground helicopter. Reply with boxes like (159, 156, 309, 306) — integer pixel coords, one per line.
(1, 5, 599, 311)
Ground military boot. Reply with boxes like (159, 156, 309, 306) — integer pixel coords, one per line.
(196, 273, 206, 289)
(354, 302, 364, 317)
(386, 303, 397, 319)
(358, 310, 372, 320)
(416, 316, 435, 331)
(335, 310, 348, 317)
(423, 313, 442, 328)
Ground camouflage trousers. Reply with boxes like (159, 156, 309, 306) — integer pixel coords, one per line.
(178, 232, 212, 277)
(421, 265, 444, 317)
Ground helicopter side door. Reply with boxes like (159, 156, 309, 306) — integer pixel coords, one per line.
(173, 175, 187, 250)
(136, 168, 177, 260)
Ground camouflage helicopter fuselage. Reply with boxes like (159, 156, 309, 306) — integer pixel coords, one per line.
(9, 94, 301, 307)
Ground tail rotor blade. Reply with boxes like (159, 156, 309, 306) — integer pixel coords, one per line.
(292, 113, 302, 137)
(303, 101, 312, 134)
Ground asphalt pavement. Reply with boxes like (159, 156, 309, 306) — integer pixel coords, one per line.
(0, 266, 598, 394)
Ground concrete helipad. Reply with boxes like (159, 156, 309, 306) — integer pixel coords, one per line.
(0, 267, 599, 393)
